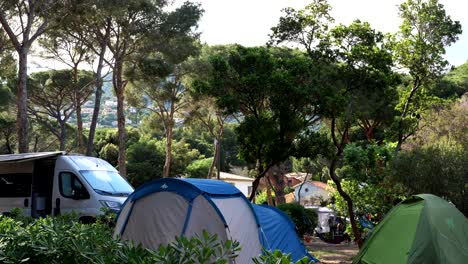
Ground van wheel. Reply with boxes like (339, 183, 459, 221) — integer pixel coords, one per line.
(79, 216, 96, 224)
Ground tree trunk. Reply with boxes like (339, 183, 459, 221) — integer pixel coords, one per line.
(114, 59, 127, 177)
(249, 163, 272, 201)
(163, 124, 173, 178)
(266, 175, 274, 206)
(394, 79, 420, 156)
(270, 165, 286, 205)
(5, 136, 12, 154)
(329, 157, 362, 248)
(297, 172, 309, 205)
(86, 38, 108, 156)
(59, 120, 67, 151)
(76, 98, 83, 152)
(73, 67, 84, 153)
(207, 138, 219, 179)
(249, 176, 261, 202)
(17, 47, 29, 153)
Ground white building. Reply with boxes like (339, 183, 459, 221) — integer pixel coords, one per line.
(216, 172, 254, 197)
(293, 181, 331, 207)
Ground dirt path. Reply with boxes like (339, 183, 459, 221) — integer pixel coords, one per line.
(306, 237, 359, 264)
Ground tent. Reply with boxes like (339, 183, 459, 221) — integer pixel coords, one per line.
(353, 194, 468, 264)
(114, 178, 317, 263)
(253, 204, 318, 262)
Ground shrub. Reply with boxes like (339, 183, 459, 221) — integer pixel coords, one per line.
(255, 189, 275, 205)
(0, 214, 240, 264)
(186, 157, 214, 178)
(253, 249, 313, 264)
(276, 203, 318, 237)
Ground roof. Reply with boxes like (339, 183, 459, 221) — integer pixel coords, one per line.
(216, 172, 255, 182)
(285, 172, 308, 180)
(292, 181, 329, 191)
(0, 152, 65, 163)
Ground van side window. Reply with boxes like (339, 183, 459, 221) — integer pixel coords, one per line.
(59, 172, 89, 199)
(0, 173, 32, 197)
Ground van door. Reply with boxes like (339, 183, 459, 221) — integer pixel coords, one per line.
(54, 171, 94, 215)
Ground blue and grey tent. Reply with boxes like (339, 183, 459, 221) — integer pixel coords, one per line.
(114, 178, 317, 263)
(254, 204, 318, 262)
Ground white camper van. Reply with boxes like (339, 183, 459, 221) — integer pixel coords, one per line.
(0, 152, 134, 221)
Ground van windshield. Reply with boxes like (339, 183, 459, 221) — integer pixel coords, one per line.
(80, 170, 133, 196)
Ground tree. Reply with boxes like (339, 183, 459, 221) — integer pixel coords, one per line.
(57, 0, 113, 156)
(0, 0, 58, 152)
(390, 96, 468, 215)
(196, 45, 326, 202)
(184, 96, 228, 178)
(126, 3, 203, 177)
(39, 23, 94, 152)
(28, 70, 94, 150)
(185, 45, 246, 178)
(432, 62, 468, 99)
(393, 0, 462, 155)
(270, 0, 399, 245)
(0, 113, 15, 154)
(96, 0, 202, 177)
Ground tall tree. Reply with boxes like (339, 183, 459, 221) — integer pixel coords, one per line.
(0, 0, 57, 152)
(126, 2, 203, 177)
(58, 0, 112, 156)
(393, 0, 462, 155)
(321, 21, 398, 246)
(185, 46, 233, 179)
(270, 0, 399, 246)
(196, 45, 326, 201)
(28, 70, 94, 150)
(39, 28, 94, 152)
(184, 96, 227, 179)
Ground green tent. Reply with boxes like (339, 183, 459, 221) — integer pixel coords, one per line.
(354, 194, 468, 264)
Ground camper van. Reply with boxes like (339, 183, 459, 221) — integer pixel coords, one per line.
(0, 152, 134, 221)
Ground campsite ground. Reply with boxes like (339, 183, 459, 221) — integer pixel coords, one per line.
(306, 237, 359, 264)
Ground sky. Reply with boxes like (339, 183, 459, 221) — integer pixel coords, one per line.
(33, 0, 467, 71)
(190, 0, 468, 66)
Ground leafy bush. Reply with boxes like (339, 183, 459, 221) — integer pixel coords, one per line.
(186, 157, 213, 178)
(253, 249, 313, 264)
(284, 186, 294, 194)
(276, 203, 317, 237)
(0, 215, 240, 264)
(255, 189, 275, 205)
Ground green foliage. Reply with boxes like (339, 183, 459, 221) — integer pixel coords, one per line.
(432, 62, 468, 99)
(390, 139, 467, 216)
(276, 203, 318, 237)
(284, 186, 294, 194)
(99, 143, 119, 167)
(253, 249, 312, 264)
(327, 143, 408, 238)
(255, 190, 275, 205)
(389, 98, 468, 216)
(269, 0, 334, 55)
(0, 215, 240, 264)
(154, 230, 240, 264)
(0, 112, 16, 154)
(395, 0, 462, 81)
(126, 137, 203, 186)
(127, 138, 165, 186)
(195, 45, 327, 178)
(186, 157, 213, 178)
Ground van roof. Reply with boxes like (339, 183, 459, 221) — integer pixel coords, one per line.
(0, 152, 65, 163)
(65, 155, 116, 171)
